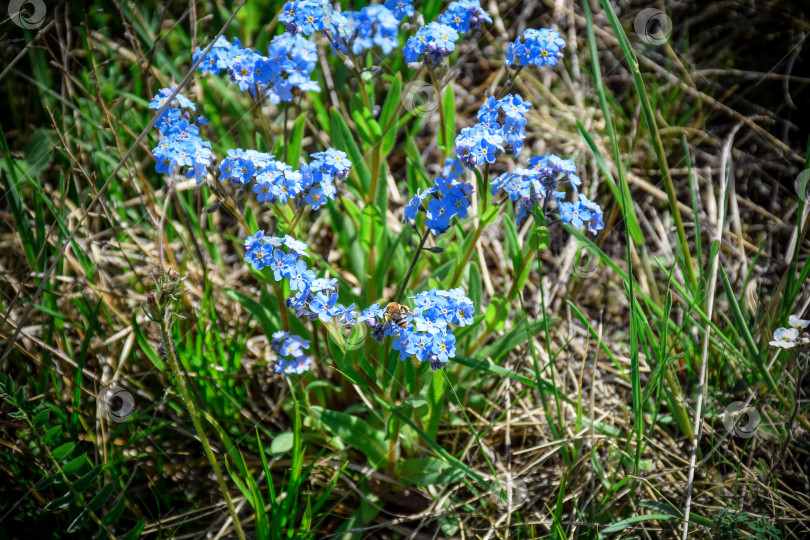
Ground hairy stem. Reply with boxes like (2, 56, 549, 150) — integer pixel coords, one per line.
(159, 315, 246, 540)
(396, 228, 431, 304)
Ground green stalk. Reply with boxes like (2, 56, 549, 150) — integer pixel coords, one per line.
(147, 277, 246, 540)
(396, 228, 431, 304)
(449, 166, 492, 288)
(427, 65, 447, 160)
(598, 0, 696, 289)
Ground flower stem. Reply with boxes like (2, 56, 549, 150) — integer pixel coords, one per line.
(159, 315, 246, 540)
(396, 228, 431, 304)
(273, 282, 290, 331)
(449, 222, 484, 288)
(428, 65, 446, 159)
(449, 165, 492, 288)
(283, 101, 289, 164)
(253, 88, 274, 150)
(497, 65, 524, 99)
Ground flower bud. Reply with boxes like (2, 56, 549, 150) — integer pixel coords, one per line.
(145, 292, 162, 320)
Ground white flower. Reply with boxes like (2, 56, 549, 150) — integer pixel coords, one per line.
(770, 327, 799, 349)
(788, 314, 810, 329)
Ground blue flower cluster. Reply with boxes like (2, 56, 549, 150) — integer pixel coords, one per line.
(244, 232, 357, 328)
(279, 0, 406, 56)
(219, 148, 275, 186)
(403, 22, 460, 64)
(490, 154, 604, 232)
(287, 277, 357, 329)
(193, 34, 319, 103)
(403, 0, 490, 64)
(404, 158, 473, 235)
(360, 288, 474, 370)
(279, 0, 329, 35)
(244, 231, 309, 277)
(330, 5, 401, 55)
(437, 0, 492, 34)
(506, 28, 566, 68)
(252, 148, 350, 209)
(383, 0, 414, 20)
(455, 94, 532, 168)
(271, 331, 312, 374)
(216, 147, 350, 210)
(150, 88, 213, 182)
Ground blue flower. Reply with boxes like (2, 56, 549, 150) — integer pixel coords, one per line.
(431, 332, 456, 364)
(392, 327, 415, 357)
(310, 277, 337, 292)
(271, 333, 312, 375)
(367, 288, 473, 367)
(150, 95, 213, 183)
(414, 307, 448, 334)
(309, 292, 339, 323)
(279, 0, 330, 35)
(403, 23, 459, 65)
(283, 235, 308, 255)
(441, 157, 464, 180)
(149, 87, 197, 112)
(327, 4, 402, 56)
(244, 230, 265, 250)
(194, 33, 320, 103)
(384, 0, 414, 20)
(253, 181, 274, 203)
(246, 243, 274, 271)
(455, 298, 475, 325)
(578, 194, 605, 234)
(438, 0, 491, 34)
(506, 28, 566, 68)
(406, 332, 433, 362)
(270, 250, 298, 281)
(289, 260, 316, 291)
(360, 303, 385, 325)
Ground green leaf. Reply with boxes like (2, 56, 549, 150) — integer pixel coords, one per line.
(598, 514, 674, 537)
(62, 454, 89, 476)
(503, 214, 523, 273)
(373, 395, 490, 488)
(311, 406, 387, 465)
(478, 317, 551, 364)
(286, 113, 307, 168)
(225, 289, 279, 339)
(52, 442, 75, 461)
(405, 134, 430, 185)
(359, 204, 383, 253)
(402, 397, 428, 409)
(22, 129, 55, 179)
(398, 457, 465, 486)
(102, 496, 126, 525)
(0, 125, 36, 267)
(442, 84, 455, 151)
(270, 432, 294, 455)
(330, 108, 371, 191)
(351, 109, 374, 147)
(88, 482, 114, 511)
(67, 510, 90, 534)
(121, 519, 146, 540)
(483, 295, 509, 333)
(528, 226, 550, 250)
(44, 490, 74, 511)
(380, 74, 402, 155)
(32, 409, 50, 427)
(577, 122, 643, 245)
(426, 370, 445, 441)
(73, 465, 102, 492)
(468, 263, 482, 317)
